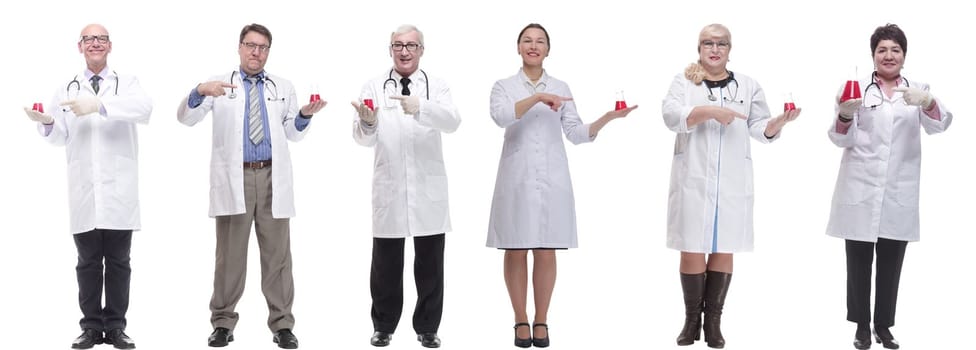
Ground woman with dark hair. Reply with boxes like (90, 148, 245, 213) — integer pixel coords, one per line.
(662, 23, 801, 349)
(827, 23, 952, 350)
(486, 23, 636, 348)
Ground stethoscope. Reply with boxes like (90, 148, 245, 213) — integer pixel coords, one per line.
(226, 71, 283, 102)
(704, 71, 743, 104)
(67, 71, 119, 98)
(863, 71, 910, 110)
(383, 69, 430, 100)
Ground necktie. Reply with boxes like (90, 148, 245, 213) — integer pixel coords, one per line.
(400, 77, 411, 96)
(91, 75, 102, 94)
(247, 77, 265, 145)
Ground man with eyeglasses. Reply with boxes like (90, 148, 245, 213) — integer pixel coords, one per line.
(22, 23, 151, 349)
(177, 23, 326, 349)
(351, 24, 461, 349)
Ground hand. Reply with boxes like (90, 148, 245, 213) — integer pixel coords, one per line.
(350, 100, 376, 125)
(765, 108, 802, 137)
(536, 93, 573, 111)
(684, 61, 705, 85)
(59, 97, 102, 116)
(838, 98, 861, 119)
(606, 105, 639, 119)
(712, 107, 747, 125)
(300, 99, 327, 116)
(23, 107, 54, 124)
(196, 81, 238, 97)
(893, 87, 934, 109)
(390, 95, 421, 115)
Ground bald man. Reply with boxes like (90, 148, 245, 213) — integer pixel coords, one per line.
(24, 23, 152, 349)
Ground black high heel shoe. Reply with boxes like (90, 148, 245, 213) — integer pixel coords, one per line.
(513, 323, 531, 348)
(873, 327, 900, 349)
(853, 326, 871, 350)
(532, 323, 549, 348)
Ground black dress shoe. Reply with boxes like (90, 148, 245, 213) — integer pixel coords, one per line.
(513, 323, 532, 348)
(105, 329, 136, 349)
(873, 327, 899, 349)
(208, 327, 234, 347)
(273, 329, 299, 349)
(417, 333, 441, 348)
(853, 326, 871, 350)
(370, 331, 392, 347)
(72, 328, 104, 349)
(532, 323, 550, 348)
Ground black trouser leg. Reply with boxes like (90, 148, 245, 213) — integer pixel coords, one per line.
(846, 239, 874, 324)
(371, 237, 405, 333)
(873, 238, 907, 328)
(74, 230, 106, 331)
(102, 229, 132, 331)
(412, 234, 445, 334)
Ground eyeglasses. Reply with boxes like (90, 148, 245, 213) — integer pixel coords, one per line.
(80, 35, 110, 44)
(700, 40, 730, 50)
(242, 42, 271, 53)
(391, 42, 422, 52)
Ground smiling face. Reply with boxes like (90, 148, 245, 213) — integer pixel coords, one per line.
(873, 39, 904, 80)
(697, 24, 731, 72)
(518, 27, 549, 68)
(390, 30, 424, 76)
(77, 24, 111, 70)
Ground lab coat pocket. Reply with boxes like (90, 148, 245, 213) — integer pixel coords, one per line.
(837, 161, 871, 205)
(893, 180, 919, 207)
(113, 156, 139, 206)
(372, 163, 393, 208)
(426, 175, 449, 202)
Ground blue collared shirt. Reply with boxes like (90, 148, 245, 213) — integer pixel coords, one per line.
(188, 70, 310, 162)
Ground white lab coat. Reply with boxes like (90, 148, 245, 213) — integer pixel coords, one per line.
(486, 70, 593, 249)
(39, 68, 152, 234)
(826, 76, 951, 242)
(178, 70, 308, 218)
(353, 69, 460, 238)
(662, 72, 776, 253)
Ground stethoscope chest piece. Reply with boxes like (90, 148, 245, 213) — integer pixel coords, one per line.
(708, 95, 717, 101)
(228, 92, 237, 99)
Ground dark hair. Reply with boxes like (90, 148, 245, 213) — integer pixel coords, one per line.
(239, 23, 272, 46)
(517, 23, 550, 49)
(870, 23, 906, 55)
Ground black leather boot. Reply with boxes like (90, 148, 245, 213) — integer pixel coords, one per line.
(676, 273, 705, 346)
(703, 271, 732, 349)
(873, 327, 899, 349)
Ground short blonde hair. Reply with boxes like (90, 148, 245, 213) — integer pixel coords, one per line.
(697, 23, 731, 51)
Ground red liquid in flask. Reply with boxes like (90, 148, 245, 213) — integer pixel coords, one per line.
(615, 100, 628, 111)
(32, 103, 44, 113)
(309, 94, 321, 103)
(363, 99, 374, 111)
(840, 80, 861, 102)
(784, 102, 796, 111)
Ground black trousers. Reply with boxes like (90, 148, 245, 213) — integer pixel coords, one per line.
(846, 238, 907, 327)
(370, 234, 445, 334)
(73, 229, 132, 331)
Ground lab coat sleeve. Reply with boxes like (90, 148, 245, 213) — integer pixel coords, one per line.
(177, 77, 218, 126)
(353, 82, 378, 147)
(39, 89, 68, 146)
(662, 74, 697, 133)
(490, 80, 519, 128)
(100, 75, 152, 124)
(560, 87, 593, 145)
(917, 84, 952, 135)
(746, 83, 776, 143)
(827, 84, 857, 148)
(414, 79, 460, 133)
(281, 82, 308, 142)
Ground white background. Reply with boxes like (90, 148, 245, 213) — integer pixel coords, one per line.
(1, 0, 970, 349)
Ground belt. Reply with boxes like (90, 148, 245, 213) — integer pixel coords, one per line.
(243, 160, 272, 169)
